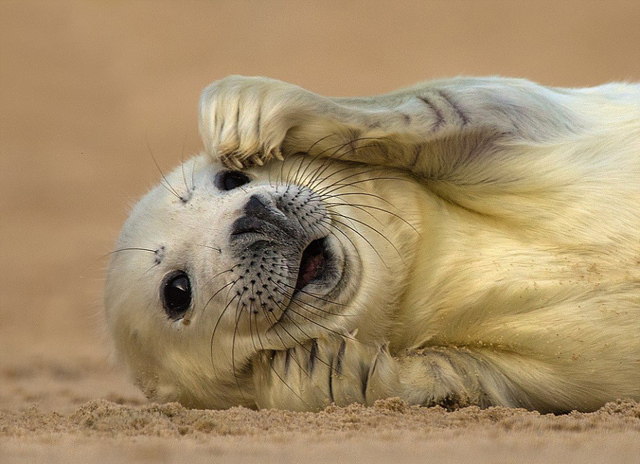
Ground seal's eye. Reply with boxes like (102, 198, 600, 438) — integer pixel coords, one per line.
(162, 271, 192, 319)
(215, 170, 251, 191)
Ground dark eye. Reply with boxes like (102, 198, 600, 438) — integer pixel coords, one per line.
(162, 271, 192, 319)
(215, 170, 251, 191)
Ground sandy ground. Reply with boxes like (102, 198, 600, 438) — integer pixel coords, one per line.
(2, 1, 640, 462)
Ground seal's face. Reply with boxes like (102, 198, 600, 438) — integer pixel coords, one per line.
(105, 154, 414, 409)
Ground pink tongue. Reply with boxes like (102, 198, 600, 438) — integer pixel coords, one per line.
(295, 253, 325, 291)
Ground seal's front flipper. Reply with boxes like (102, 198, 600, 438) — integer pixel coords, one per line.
(199, 76, 586, 179)
(252, 334, 400, 411)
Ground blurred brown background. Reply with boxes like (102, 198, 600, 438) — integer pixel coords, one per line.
(2, 0, 640, 413)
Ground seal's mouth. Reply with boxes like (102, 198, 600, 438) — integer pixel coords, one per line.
(293, 237, 330, 295)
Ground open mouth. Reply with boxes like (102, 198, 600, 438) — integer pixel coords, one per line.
(293, 237, 330, 295)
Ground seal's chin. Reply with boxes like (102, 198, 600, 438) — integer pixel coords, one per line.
(293, 237, 330, 295)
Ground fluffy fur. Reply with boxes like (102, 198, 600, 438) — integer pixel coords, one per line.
(105, 76, 640, 412)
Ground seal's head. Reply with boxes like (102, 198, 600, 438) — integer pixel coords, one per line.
(105, 154, 417, 408)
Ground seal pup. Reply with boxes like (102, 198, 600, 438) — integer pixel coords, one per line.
(105, 76, 640, 412)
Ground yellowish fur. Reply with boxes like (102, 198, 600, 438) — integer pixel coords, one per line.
(105, 76, 640, 412)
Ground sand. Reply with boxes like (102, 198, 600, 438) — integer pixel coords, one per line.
(2, 399, 640, 463)
(2, 1, 640, 463)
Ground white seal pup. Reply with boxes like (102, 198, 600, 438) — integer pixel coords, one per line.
(105, 76, 640, 412)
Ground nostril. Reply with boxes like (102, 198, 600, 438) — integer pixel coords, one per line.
(231, 216, 269, 236)
(244, 194, 287, 220)
(245, 195, 270, 216)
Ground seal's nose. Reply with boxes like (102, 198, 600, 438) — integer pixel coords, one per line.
(230, 194, 291, 238)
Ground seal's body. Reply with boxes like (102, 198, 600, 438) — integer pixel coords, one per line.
(106, 77, 640, 412)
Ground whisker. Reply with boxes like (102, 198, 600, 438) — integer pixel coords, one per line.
(266, 290, 341, 374)
(209, 292, 239, 373)
(230, 292, 249, 402)
(201, 278, 236, 318)
(313, 168, 392, 195)
(302, 133, 339, 157)
(194, 243, 223, 253)
(278, 296, 357, 342)
(179, 134, 190, 194)
(308, 164, 366, 193)
(324, 194, 382, 228)
(277, 280, 353, 313)
(291, 134, 342, 187)
(251, 307, 312, 409)
(318, 218, 362, 267)
(301, 142, 363, 190)
(321, 191, 396, 208)
(283, 139, 359, 191)
(146, 139, 184, 202)
(256, 291, 301, 355)
(291, 155, 307, 187)
(258, 295, 310, 372)
(310, 164, 387, 194)
(320, 176, 415, 198)
(262, 272, 359, 348)
(328, 217, 390, 270)
(304, 139, 384, 189)
(326, 202, 420, 235)
(255, 291, 332, 405)
(268, 354, 313, 408)
(283, 154, 304, 197)
(104, 247, 157, 258)
(271, 281, 348, 318)
(190, 154, 197, 192)
(256, 259, 348, 309)
(247, 297, 259, 353)
(329, 211, 404, 263)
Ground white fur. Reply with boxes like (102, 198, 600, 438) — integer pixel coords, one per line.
(106, 76, 640, 412)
